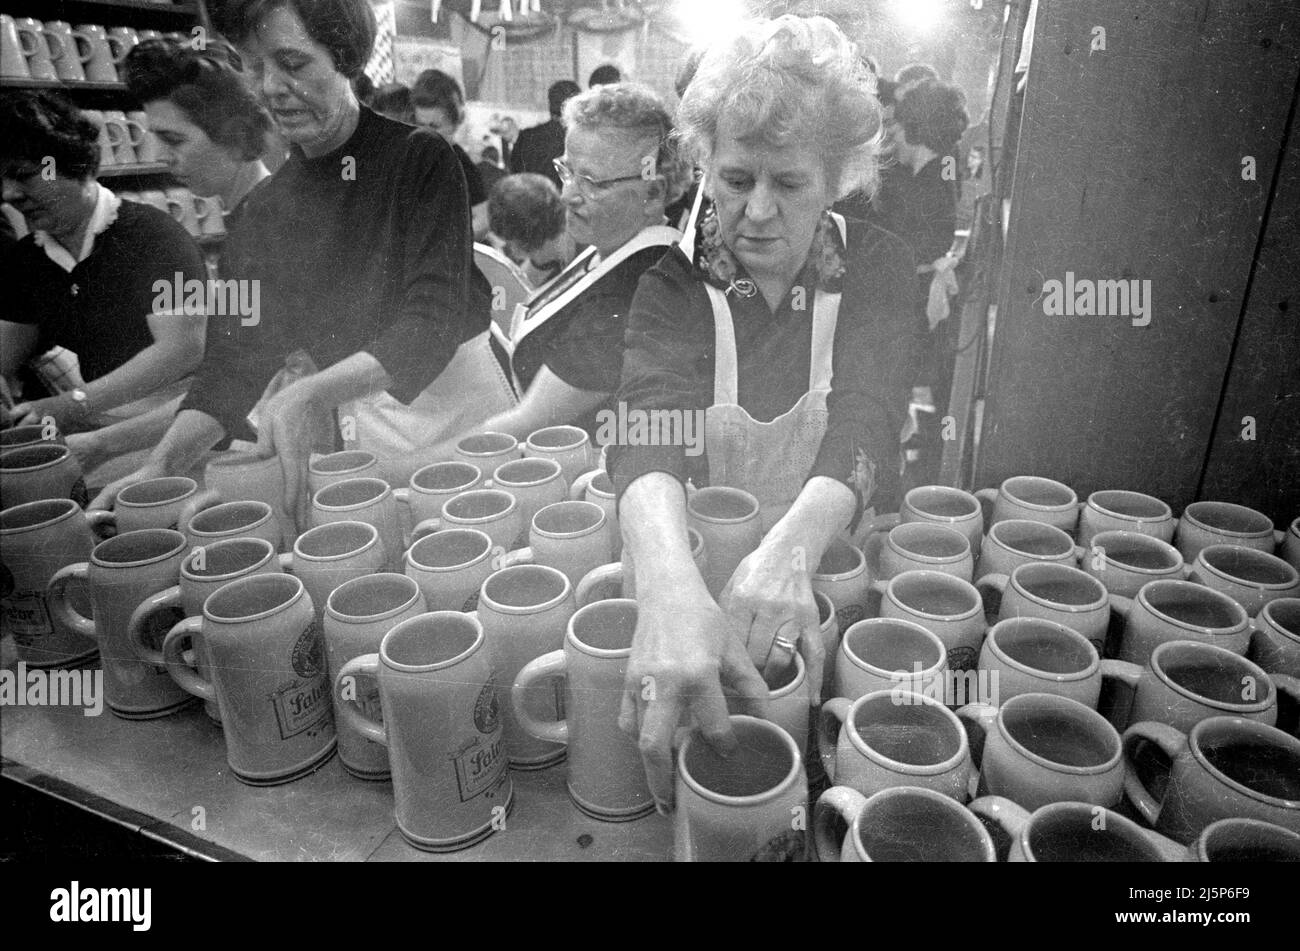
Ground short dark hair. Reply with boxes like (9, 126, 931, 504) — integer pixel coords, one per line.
(411, 69, 464, 124)
(124, 38, 271, 161)
(895, 62, 939, 86)
(547, 80, 581, 118)
(0, 90, 100, 180)
(894, 79, 969, 154)
(371, 83, 414, 124)
(221, 0, 376, 79)
(488, 173, 564, 251)
(588, 64, 621, 87)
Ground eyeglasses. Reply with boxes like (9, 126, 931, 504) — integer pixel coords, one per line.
(553, 158, 644, 197)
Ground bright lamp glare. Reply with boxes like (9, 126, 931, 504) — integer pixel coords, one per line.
(674, 0, 746, 46)
(894, 0, 943, 33)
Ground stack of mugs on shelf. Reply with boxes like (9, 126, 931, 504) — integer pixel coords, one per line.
(117, 188, 226, 238)
(1, 17, 185, 85)
(2, 429, 1298, 861)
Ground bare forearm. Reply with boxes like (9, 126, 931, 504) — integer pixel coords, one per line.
(761, 476, 856, 570)
(146, 409, 227, 474)
(622, 472, 711, 606)
(80, 403, 177, 456)
(301, 351, 393, 408)
(83, 341, 199, 414)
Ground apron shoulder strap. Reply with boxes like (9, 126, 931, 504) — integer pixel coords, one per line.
(809, 212, 847, 391)
(678, 180, 707, 260)
(706, 283, 739, 405)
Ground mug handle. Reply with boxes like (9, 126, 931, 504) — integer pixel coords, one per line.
(569, 468, 600, 501)
(954, 701, 998, 765)
(575, 562, 622, 607)
(1097, 658, 1143, 731)
(46, 563, 97, 641)
(1121, 720, 1188, 826)
(16, 25, 40, 56)
(106, 35, 129, 64)
(335, 654, 387, 746)
(126, 584, 182, 666)
(816, 697, 853, 785)
(71, 31, 94, 63)
(499, 546, 535, 570)
(277, 552, 295, 573)
(511, 649, 569, 745)
(862, 528, 887, 582)
(974, 488, 998, 528)
(975, 573, 1008, 618)
(85, 508, 117, 539)
(1109, 593, 1134, 619)
(967, 794, 1030, 862)
(124, 119, 146, 147)
(176, 488, 222, 537)
(812, 785, 868, 862)
(44, 31, 66, 61)
(161, 617, 216, 701)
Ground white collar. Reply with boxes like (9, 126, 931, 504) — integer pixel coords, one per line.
(32, 182, 122, 273)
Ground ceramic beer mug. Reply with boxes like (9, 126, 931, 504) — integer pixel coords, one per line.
(675, 715, 809, 862)
(454, 432, 521, 472)
(1282, 517, 1300, 571)
(14, 18, 57, 80)
(819, 690, 973, 802)
(967, 798, 1184, 862)
(977, 562, 1116, 658)
(396, 461, 483, 530)
(569, 467, 619, 558)
(163, 573, 336, 784)
(1110, 579, 1252, 666)
(975, 519, 1082, 583)
(1175, 500, 1283, 563)
(834, 617, 949, 704)
(474, 563, 576, 769)
(1251, 598, 1300, 676)
(291, 520, 386, 627)
(687, 485, 763, 599)
(311, 477, 404, 571)
(524, 424, 593, 487)
(879, 569, 986, 672)
(76, 24, 122, 82)
(307, 449, 378, 497)
(975, 476, 1079, 535)
(95, 476, 199, 533)
(180, 499, 280, 552)
(812, 538, 872, 634)
(1123, 716, 1300, 842)
(130, 537, 284, 723)
(815, 784, 997, 862)
(500, 500, 612, 589)
(165, 186, 202, 234)
(412, 488, 525, 555)
(0, 425, 64, 452)
(1187, 817, 1300, 862)
(1101, 639, 1284, 733)
(203, 450, 295, 549)
(573, 527, 706, 604)
(484, 457, 566, 537)
(724, 652, 811, 757)
(47, 529, 194, 718)
(0, 443, 88, 508)
(128, 110, 162, 164)
(864, 522, 974, 589)
(405, 528, 495, 613)
(1078, 489, 1176, 548)
(0, 498, 99, 667)
(2, 15, 32, 79)
(978, 616, 1132, 709)
(865, 485, 985, 558)
(324, 574, 426, 779)
(957, 692, 1125, 811)
(1189, 544, 1300, 617)
(513, 599, 653, 820)
(1083, 530, 1187, 599)
(43, 21, 92, 83)
(80, 109, 118, 167)
(336, 611, 513, 851)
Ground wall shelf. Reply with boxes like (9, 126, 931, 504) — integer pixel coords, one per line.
(97, 162, 171, 178)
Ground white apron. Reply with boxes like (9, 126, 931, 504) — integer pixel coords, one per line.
(703, 213, 846, 533)
(508, 224, 681, 392)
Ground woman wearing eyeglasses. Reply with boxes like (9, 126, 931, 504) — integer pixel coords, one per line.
(608, 17, 920, 812)
(420, 82, 690, 458)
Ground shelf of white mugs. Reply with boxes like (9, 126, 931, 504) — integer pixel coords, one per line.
(117, 186, 225, 239)
(2, 15, 194, 86)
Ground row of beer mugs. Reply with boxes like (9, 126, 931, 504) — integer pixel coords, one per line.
(0, 17, 185, 84)
(118, 188, 226, 237)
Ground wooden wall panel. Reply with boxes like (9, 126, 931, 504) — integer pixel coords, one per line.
(974, 0, 1300, 512)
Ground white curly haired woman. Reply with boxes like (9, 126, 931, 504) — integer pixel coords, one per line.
(608, 15, 920, 810)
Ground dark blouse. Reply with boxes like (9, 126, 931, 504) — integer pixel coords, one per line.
(180, 107, 488, 442)
(609, 218, 919, 518)
(1, 200, 206, 383)
(452, 143, 487, 206)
